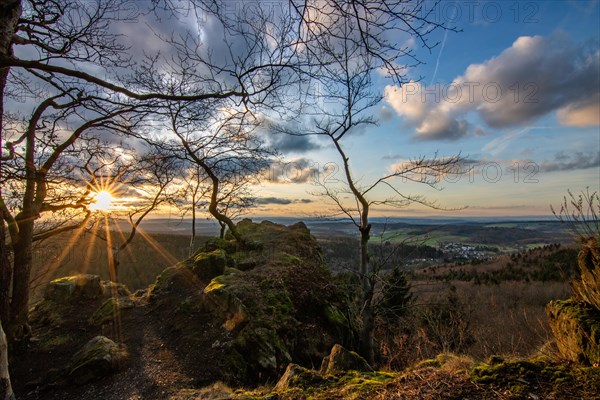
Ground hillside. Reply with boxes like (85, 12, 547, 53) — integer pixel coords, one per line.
(10, 220, 600, 400)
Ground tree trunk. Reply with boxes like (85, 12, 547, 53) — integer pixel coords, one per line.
(0, 319, 15, 400)
(358, 224, 375, 365)
(189, 204, 196, 256)
(8, 220, 32, 340)
(0, 221, 10, 325)
(219, 222, 226, 239)
(0, 321, 15, 400)
(0, 0, 22, 335)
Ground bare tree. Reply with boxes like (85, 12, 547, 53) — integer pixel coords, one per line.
(0, 85, 143, 339)
(0, 0, 297, 339)
(180, 164, 211, 255)
(159, 100, 272, 243)
(274, 2, 461, 364)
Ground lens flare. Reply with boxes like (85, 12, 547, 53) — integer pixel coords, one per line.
(90, 190, 114, 212)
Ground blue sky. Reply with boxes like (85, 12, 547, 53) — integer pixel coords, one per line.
(254, 1, 600, 217)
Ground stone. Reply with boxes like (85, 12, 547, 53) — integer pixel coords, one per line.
(69, 336, 125, 385)
(44, 275, 102, 302)
(192, 249, 228, 282)
(274, 363, 324, 391)
(320, 344, 372, 375)
(89, 297, 135, 326)
(100, 281, 131, 298)
(546, 299, 600, 365)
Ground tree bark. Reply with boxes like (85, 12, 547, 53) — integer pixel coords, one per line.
(219, 222, 226, 239)
(358, 224, 375, 365)
(0, 320, 15, 400)
(8, 220, 32, 340)
(0, 0, 22, 334)
(0, 220, 10, 326)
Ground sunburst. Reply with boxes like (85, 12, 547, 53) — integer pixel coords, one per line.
(90, 190, 114, 212)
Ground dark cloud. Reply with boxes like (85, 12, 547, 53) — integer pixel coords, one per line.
(542, 151, 600, 172)
(254, 197, 313, 205)
(269, 133, 321, 153)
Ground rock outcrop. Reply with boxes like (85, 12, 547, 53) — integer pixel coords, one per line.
(148, 219, 355, 384)
(547, 237, 600, 365)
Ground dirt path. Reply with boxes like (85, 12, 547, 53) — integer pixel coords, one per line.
(18, 301, 205, 400)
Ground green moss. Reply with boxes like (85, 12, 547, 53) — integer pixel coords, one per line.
(31, 299, 64, 328)
(41, 334, 73, 351)
(547, 299, 600, 364)
(204, 275, 230, 293)
(151, 265, 187, 293)
(192, 249, 229, 282)
(281, 253, 303, 266)
(469, 358, 600, 397)
(203, 237, 237, 254)
(89, 297, 134, 326)
(324, 305, 347, 327)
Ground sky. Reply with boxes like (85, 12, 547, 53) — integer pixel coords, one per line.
(249, 0, 600, 218)
(8, 0, 598, 221)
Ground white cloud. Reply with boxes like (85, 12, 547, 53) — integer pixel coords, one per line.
(385, 34, 600, 140)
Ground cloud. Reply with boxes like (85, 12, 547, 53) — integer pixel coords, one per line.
(541, 151, 600, 172)
(254, 197, 313, 205)
(385, 33, 600, 140)
(269, 133, 321, 153)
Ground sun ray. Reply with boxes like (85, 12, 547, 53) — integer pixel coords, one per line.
(39, 222, 90, 285)
(135, 228, 180, 266)
(103, 214, 123, 344)
(81, 222, 100, 276)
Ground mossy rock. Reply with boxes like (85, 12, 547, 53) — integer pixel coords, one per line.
(100, 281, 131, 298)
(546, 299, 600, 365)
(149, 265, 199, 297)
(89, 297, 135, 326)
(68, 336, 126, 385)
(234, 327, 291, 371)
(573, 237, 600, 310)
(192, 249, 229, 282)
(469, 358, 600, 397)
(146, 220, 354, 385)
(203, 275, 248, 332)
(40, 334, 73, 352)
(203, 237, 237, 254)
(320, 344, 372, 375)
(275, 363, 324, 391)
(44, 275, 102, 303)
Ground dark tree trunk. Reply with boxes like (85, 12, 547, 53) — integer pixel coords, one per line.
(8, 220, 32, 340)
(0, 221, 10, 326)
(0, 0, 22, 336)
(358, 224, 375, 365)
(219, 222, 226, 239)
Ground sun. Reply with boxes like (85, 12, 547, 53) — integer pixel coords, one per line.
(90, 190, 114, 212)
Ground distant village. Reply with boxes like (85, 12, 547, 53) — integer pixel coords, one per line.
(438, 242, 501, 261)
